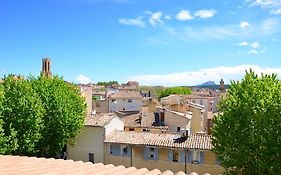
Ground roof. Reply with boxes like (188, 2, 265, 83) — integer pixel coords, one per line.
(156, 106, 192, 120)
(84, 113, 116, 127)
(105, 130, 212, 150)
(184, 94, 215, 99)
(109, 91, 143, 99)
(122, 114, 141, 127)
(0, 155, 209, 175)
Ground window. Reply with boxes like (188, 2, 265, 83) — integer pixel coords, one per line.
(96, 102, 100, 107)
(200, 100, 203, 105)
(177, 127, 181, 132)
(128, 99, 132, 103)
(149, 147, 155, 159)
(172, 150, 179, 162)
(88, 153, 94, 163)
(129, 128, 135, 131)
(192, 150, 200, 164)
(121, 145, 128, 156)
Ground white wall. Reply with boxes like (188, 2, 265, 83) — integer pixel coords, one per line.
(104, 116, 124, 136)
(109, 98, 143, 112)
(67, 127, 104, 163)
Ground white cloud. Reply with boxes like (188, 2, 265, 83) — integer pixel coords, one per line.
(247, 0, 281, 8)
(118, 17, 146, 28)
(194, 9, 217, 18)
(149, 12, 163, 26)
(240, 21, 250, 29)
(271, 8, 281, 14)
(251, 41, 260, 48)
(76, 74, 91, 84)
(176, 10, 194, 21)
(127, 65, 281, 86)
(239, 41, 249, 46)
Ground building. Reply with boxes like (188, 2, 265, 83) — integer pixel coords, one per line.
(108, 91, 143, 112)
(80, 84, 93, 116)
(67, 113, 124, 163)
(0, 155, 213, 175)
(104, 130, 224, 175)
(41, 57, 52, 77)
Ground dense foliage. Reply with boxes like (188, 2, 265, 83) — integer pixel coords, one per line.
(0, 74, 86, 157)
(96, 81, 119, 86)
(159, 86, 192, 98)
(212, 70, 281, 174)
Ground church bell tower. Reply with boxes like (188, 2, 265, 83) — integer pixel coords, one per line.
(41, 57, 52, 77)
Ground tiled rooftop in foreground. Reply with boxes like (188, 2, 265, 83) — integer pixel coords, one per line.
(0, 155, 212, 175)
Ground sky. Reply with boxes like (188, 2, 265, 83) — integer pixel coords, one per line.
(0, 0, 281, 86)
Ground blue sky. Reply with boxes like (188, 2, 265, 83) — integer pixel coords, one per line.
(0, 0, 281, 86)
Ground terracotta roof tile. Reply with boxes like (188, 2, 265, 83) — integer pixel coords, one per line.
(84, 113, 116, 127)
(109, 91, 142, 99)
(105, 130, 212, 150)
(0, 155, 214, 175)
(122, 114, 141, 127)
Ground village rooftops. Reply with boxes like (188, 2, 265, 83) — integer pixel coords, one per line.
(0, 155, 203, 175)
(108, 90, 143, 99)
(156, 106, 193, 120)
(105, 130, 212, 150)
(84, 113, 116, 127)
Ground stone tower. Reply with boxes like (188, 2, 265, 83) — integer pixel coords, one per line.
(41, 58, 52, 77)
(219, 78, 225, 92)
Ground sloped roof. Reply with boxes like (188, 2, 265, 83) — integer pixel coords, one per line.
(0, 155, 207, 175)
(84, 113, 116, 127)
(109, 91, 142, 99)
(105, 130, 212, 150)
(122, 114, 141, 127)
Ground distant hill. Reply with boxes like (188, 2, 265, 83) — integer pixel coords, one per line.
(197, 81, 217, 87)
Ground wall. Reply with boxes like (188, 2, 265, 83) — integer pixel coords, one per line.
(164, 110, 190, 133)
(104, 116, 124, 136)
(105, 144, 224, 175)
(80, 85, 93, 116)
(93, 100, 109, 113)
(67, 127, 104, 163)
(109, 98, 143, 112)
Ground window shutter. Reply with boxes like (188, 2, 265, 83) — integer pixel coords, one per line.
(200, 151, 204, 164)
(180, 150, 185, 162)
(112, 144, 121, 156)
(187, 150, 192, 163)
(168, 149, 173, 161)
(144, 147, 149, 160)
(128, 146, 132, 157)
(155, 148, 159, 160)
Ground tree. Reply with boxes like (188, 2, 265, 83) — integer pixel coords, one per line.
(30, 75, 86, 157)
(1, 75, 44, 156)
(212, 70, 281, 174)
(0, 74, 86, 157)
(97, 81, 119, 86)
(159, 86, 192, 98)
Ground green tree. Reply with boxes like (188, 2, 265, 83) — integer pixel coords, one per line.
(0, 74, 86, 157)
(159, 86, 192, 98)
(97, 81, 119, 86)
(1, 75, 44, 155)
(31, 75, 86, 157)
(212, 70, 281, 174)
